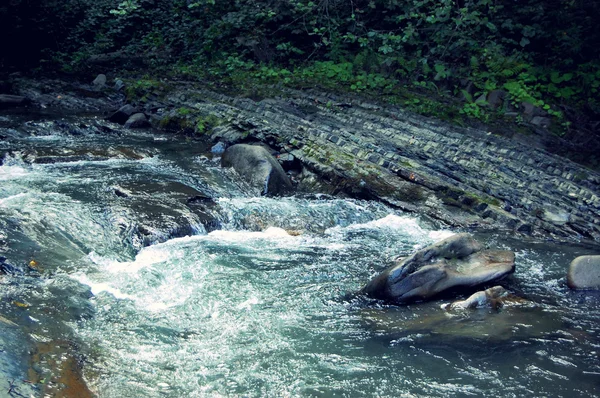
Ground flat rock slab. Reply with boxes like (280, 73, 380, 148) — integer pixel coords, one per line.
(362, 233, 515, 303)
(568, 255, 600, 290)
(0, 94, 30, 108)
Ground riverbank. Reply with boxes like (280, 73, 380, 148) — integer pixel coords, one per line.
(9, 74, 599, 244)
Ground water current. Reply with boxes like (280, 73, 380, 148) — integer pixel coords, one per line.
(0, 112, 599, 397)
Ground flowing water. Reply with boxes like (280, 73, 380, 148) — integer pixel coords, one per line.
(0, 112, 599, 397)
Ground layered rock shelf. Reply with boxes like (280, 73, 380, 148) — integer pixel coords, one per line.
(8, 77, 600, 242)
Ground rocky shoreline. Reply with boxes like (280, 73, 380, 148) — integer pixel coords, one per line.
(5, 75, 600, 244)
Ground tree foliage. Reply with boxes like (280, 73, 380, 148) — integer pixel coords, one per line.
(1, 0, 599, 119)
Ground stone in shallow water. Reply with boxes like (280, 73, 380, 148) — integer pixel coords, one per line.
(362, 233, 515, 303)
(446, 285, 530, 310)
(108, 104, 137, 124)
(568, 255, 600, 290)
(221, 144, 293, 196)
(124, 113, 150, 129)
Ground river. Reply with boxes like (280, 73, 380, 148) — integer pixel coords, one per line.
(0, 112, 599, 397)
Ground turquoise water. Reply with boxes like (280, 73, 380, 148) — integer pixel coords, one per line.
(0, 114, 598, 397)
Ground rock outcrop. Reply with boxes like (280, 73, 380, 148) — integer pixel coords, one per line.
(362, 233, 515, 303)
(221, 144, 293, 196)
(567, 255, 600, 290)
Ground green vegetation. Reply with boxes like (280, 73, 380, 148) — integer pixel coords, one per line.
(1, 0, 599, 137)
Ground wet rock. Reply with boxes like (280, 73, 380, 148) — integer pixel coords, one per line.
(124, 113, 151, 129)
(446, 286, 529, 310)
(114, 79, 125, 91)
(541, 205, 570, 224)
(92, 74, 107, 88)
(221, 144, 293, 196)
(362, 233, 515, 303)
(567, 255, 600, 290)
(0, 94, 30, 108)
(0, 256, 21, 275)
(108, 104, 137, 124)
(211, 141, 227, 155)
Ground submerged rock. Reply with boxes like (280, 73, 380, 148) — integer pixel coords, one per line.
(360, 301, 561, 343)
(567, 255, 600, 290)
(211, 141, 227, 155)
(221, 144, 293, 196)
(362, 233, 515, 303)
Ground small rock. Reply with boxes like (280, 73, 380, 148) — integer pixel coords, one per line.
(211, 142, 227, 155)
(517, 223, 533, 234)
(124, 113, 151, 129)
(447, 286, 508, 310)
(567, 255, 600, 290)
(92, 74, 107, 88)
(114, 79, 125, 91)
(108, 104, 138, 124)
(531, 116, 551, 128)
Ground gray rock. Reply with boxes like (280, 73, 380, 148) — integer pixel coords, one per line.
(108, 104, 138, 124)
(487, 90, 506, 110)
(446, 286, 529, 310)
(221, 144, 293, 196)
(0, 94, 30, 108)
(93, 74, 107, 87)
(531, 116, 551, 128)
(567, 255, 600, 290)
(362, 233, 515, 303)
(114, 79, 125, 91)
(541, 205, 570, 224)
(211, 142, 227, 155)
(124, 113, 151, 129)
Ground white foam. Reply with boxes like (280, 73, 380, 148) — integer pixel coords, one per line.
(0, 165, 29, 180)
(72, 273, 134, 300)
(207, 227, 293, 242)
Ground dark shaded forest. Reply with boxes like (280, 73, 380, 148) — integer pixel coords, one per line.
(1, 0, 599, 139)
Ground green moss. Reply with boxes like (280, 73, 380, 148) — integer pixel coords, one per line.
(177, 107, 193, 116)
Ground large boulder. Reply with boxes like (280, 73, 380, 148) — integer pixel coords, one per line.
(362, 233, 515, 303)
(221, 144, 293, 196)
(567, 255, 600, 290)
